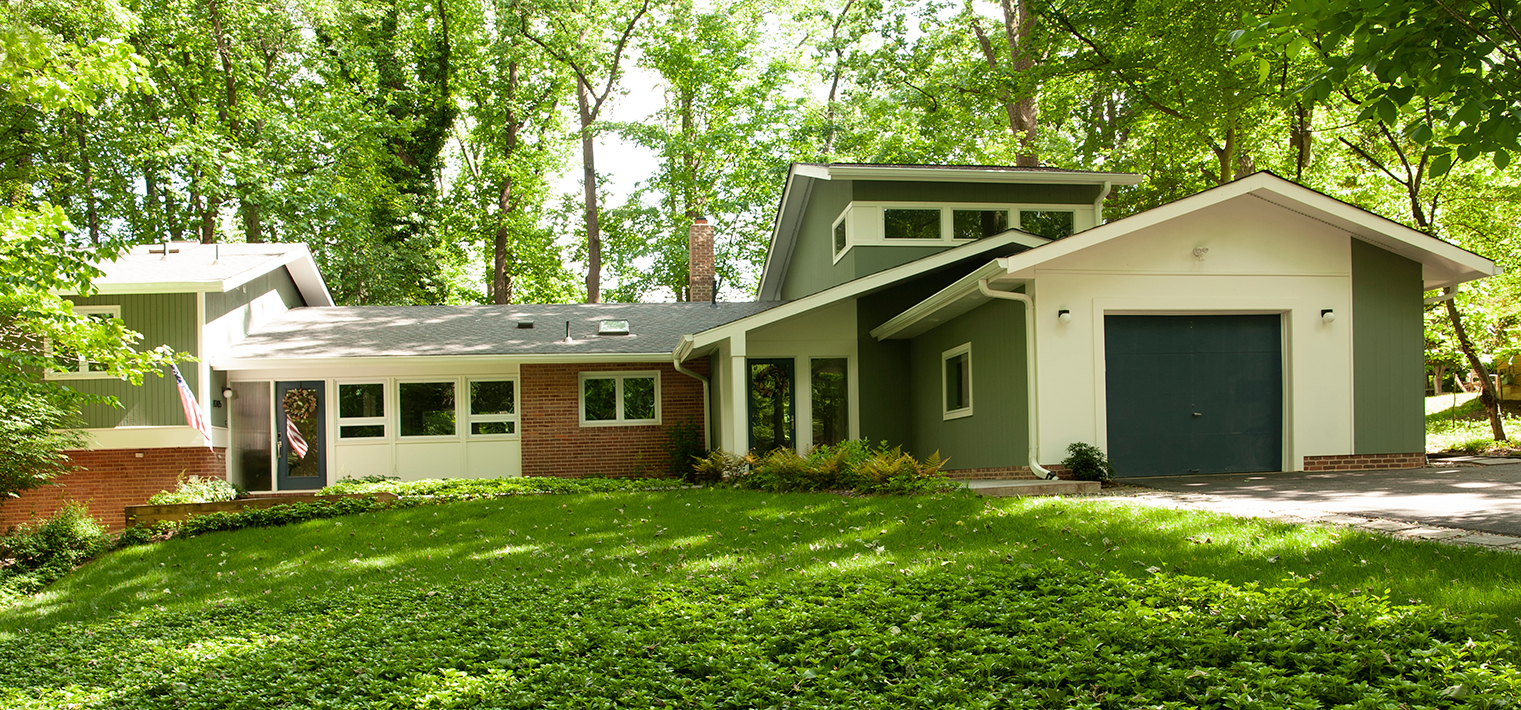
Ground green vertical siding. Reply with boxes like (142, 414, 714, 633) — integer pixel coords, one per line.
(852, 181, 1101, 204)
(64, 293, 199, 428)
(907, 300, 1027, 469)
(854, 271, 965, 449)
(204, 267, 305, 321)
(779, 179, 854, 300)
(1352, 240, 1425, 454)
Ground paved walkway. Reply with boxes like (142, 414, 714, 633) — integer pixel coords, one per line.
(1087, 457, 1521, 551)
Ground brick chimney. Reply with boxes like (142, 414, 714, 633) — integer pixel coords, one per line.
(688, 216, 715, 302)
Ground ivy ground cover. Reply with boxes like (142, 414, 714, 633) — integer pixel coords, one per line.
(4, 489, 1521, 708)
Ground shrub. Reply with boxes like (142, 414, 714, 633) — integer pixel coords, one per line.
(321, 476, 686, 499)
(1062, 441, 1114, 482)
(0, 502, 109, 601)
(146, 474, 244, 505)
(664, 418, 709, 482)
(730, 440, 960, 495)
(690, 450, 749, 484)
(0, 386, 88, 500)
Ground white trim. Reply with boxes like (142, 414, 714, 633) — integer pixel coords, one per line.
(465, 377, 520, 439)
(941, 343, 973, 420)
(44, 305, 122, 380)
(75, 426, 229, 450)
(830, 206, 851, 264)
(821, 165, 1143, 185)
(334, 380, 388, 441)
(578, 370, 662, 427)
(212, 352, 674, 371)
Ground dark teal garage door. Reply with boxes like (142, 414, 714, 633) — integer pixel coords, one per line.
(1105, 315, 1283, 477)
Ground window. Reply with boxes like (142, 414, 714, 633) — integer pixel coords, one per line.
(337, 383, 386, 439)
(399, 381, 456, 437)
(580, 372, 660, 426)
(942, 343, 973, 420)
(832, 216, 847, 255)
(953, 209, 1010, 240)
(469, 379, 518, 435)
(47, 305, 121, 378)
(811, 358, 848, 447)
(883, 208, 941, 240)
(1019, 210, 1075, 240)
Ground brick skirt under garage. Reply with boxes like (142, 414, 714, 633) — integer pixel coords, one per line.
(0, 447, 226, 532)
(1302, 452, 1427, 472)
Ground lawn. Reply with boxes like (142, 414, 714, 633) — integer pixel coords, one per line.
(1426, 391, 1521, 454)
(3, 489, 1521, 707)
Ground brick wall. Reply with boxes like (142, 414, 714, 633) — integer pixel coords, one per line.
(0, 447, 226, 532)
(521, 360, 708, 478)
(688, 219, 715, 302)
(1302, 452, 1426, 472)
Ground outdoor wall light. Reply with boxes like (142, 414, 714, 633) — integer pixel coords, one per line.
(1057, 309, 1073, 324)
(1321, 309, 1336, 324)
(222, 386, 234, 400)
(1193, 247, 1209, 260)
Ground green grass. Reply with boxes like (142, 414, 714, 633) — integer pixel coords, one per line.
(1425, 392, 1521, 454)
(4, 490, 1521, 707)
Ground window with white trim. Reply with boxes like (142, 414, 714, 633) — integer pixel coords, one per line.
(580, 371, 660, 426)
(336, 383, 386, 439)
(46, 305, 122, 379)
(1018, 210, 1074, 240)
(942, 343, 973, 420)
(399, 381, 457, 437)
(468, 379, 518, 435)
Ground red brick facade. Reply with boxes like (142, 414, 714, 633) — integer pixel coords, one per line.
(943, 466, 1041, 480)
(0, 447, 226, 532)
(1302, 452, 1426, 472)
(521, 360, 708, 478)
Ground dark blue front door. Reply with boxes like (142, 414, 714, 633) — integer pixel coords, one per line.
(1105, 315, 1283, 477)
(275, 381, 326, 490)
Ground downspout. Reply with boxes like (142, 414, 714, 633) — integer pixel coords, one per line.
(1092, 180, 1112, 229)
(672, 335, 711, 451)
(977, 279, 1056, 480)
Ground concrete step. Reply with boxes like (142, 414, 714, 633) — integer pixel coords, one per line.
(965, 479, 1101, 497)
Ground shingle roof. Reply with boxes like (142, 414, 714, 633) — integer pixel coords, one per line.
(82, 242, 335, 306)
(217, 302, 782, 361)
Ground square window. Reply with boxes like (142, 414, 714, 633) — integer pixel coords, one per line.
(883, 208, 941, 240)
(1019, 210, 1075, 240)
(339, 383, 384, 419)
(468, 379, 518, 437)
(47, 305, 121, 378)
(953, 210, 1009, 240)
(580, 372, 661, 426)
(399, 381, 456, 437)
(943, 344, 972, 419)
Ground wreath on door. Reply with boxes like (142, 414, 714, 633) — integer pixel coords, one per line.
(283, 389, 317, 421)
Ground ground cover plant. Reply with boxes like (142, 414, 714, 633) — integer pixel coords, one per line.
(146, 475, 244, 505)
(4, 490, 1521, 707)
(320, 475, 690, 499)
(0, 503, 109, 606)
(700, 440, 961, 494)
(1426, 392, 1521, 455)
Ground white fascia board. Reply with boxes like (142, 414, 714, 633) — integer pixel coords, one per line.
(869, 261, 1012, 340)
(689, 232, 1046, 351)
(84, 281, 224, 295)
(824, 165, 1143, 185)
(220, 245, 337, 307)
(212, 352, 674, 371)
(79, 426, 230, 450)
(757, 169, 819, 302)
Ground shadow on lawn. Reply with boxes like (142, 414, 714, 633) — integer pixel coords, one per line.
(6, 488, 1521, 639)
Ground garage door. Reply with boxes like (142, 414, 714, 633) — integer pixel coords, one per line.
(1104, 314, 1282, 477)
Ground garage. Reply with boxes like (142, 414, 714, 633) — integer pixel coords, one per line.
(1104, 314, 1283, 477)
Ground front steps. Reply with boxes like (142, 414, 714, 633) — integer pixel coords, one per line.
(966, 479, 1100, 497)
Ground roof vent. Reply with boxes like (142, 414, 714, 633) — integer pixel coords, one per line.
(597, 320, 630, 336)
(516, 320, 534, 329)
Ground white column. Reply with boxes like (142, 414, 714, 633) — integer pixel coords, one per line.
(726, 332, 747, 453)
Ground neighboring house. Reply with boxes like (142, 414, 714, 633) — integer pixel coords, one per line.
(1, 164, 1500, 531)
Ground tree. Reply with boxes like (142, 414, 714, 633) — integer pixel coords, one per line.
(516, 0, 653, 303)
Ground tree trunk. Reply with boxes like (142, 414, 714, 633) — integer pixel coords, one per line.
(1001, 0, 1038, 166)
(1432, 363, 1445, 396)
(579, 82, 601, 304)
(75, 114, 99, 244)
(1446, 288, 1506, 440)
(492, 179, 513, 305)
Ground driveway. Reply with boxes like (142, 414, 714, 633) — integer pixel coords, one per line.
(1125, 461, 1521, 537)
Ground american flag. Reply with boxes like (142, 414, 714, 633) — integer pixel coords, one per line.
(171, 364, 213, 449)
(286, 415, 309, 459)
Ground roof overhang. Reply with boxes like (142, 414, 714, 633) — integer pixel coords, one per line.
(80, 244, 336, 306)
(680, 229, 1051, 355)
(213, 352, 675, 371)
(868, 172, 1501, 340)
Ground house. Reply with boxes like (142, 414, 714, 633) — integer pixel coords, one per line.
(2, 165, 1499, 531)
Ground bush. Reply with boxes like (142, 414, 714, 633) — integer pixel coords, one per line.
(320, 476, 687, 500)
(725, 440, 961, 495)
(664, 418, 709, 482)
(146, 475, 244, 505)
(0, 385, 88, 500)
(0, 502, 109, 602)
(690, 449, 749, 484)
(1062, 441, 1114, 482)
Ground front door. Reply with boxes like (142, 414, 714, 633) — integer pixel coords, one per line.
(748, 359, 795, 453)
(276, 381, 326, 490)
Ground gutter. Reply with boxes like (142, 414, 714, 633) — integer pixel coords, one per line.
(672, 335, 712, 451)
(976, 279, 1056, 480)
(1093, 180, 1112, 227)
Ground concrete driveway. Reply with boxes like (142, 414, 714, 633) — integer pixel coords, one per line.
(1127, 460, 1521, 537)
